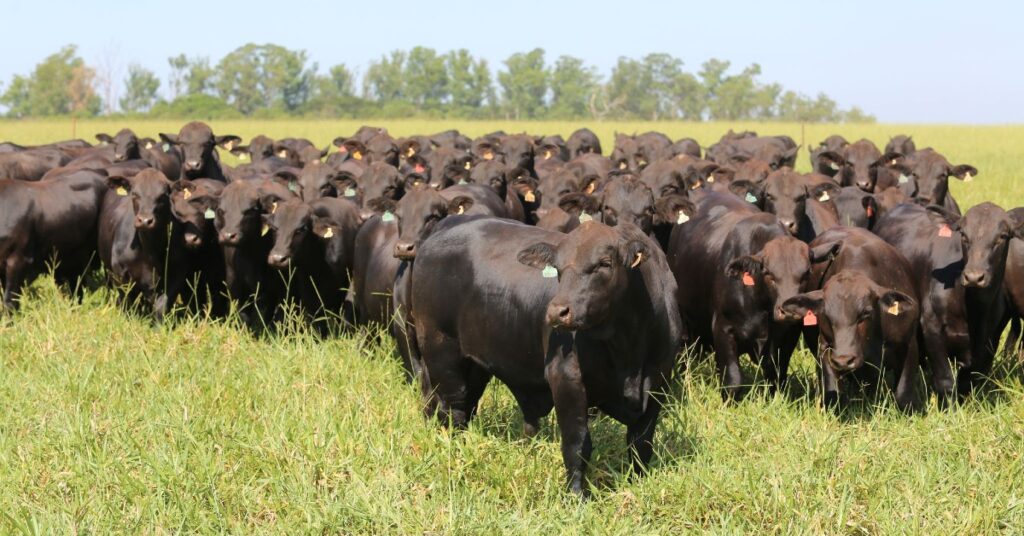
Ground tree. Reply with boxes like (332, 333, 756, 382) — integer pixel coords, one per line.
(0, 45, 100, 117)
(120, 64, 161, 113)
(167, 54, 214, 98)
(403, 47, 447, 112)
(364, 51, 406, 102)
(445, 49, 493, 117)
(605, 57, 656, 119)
(498, 48, 548, 119)
(215, 43, 315, 114)
(548, 55, 599, 119)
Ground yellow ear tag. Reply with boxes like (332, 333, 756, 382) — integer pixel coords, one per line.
(322, 227, 334, 238)
(544, 149, 552, 160)
(261, 224, 270, 236)
(270, 201, 278, 214)
(115, 186, 128, 196)
(584, 182, 596, 194)
(182, 188, 192, 200)
(819, 191, 830, 202)
(464, 161, 471, 170)
(707, 176, 715, 183)
(353, 150, 363, 160)
(277, 149, 288, 158)
(144, 141, 154, 149)
(630, 251, 643, 268)
(524, 190, 536, 202)
(887, 301, 900, 316)
(457, 204, 465, 215)
(677, 211, 689, 224)
(964, 172, 973, 182)
(483, 151, 493, 161)
(619, 161, 627, 170)
(406, 147, 415, 157)
(690, 181, 702, 190)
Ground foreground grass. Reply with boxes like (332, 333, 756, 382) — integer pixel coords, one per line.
(1, 119, 1022, 209)
(2, 280, 1024, 533)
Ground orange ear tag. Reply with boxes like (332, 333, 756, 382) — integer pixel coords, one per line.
(866, 205, 874, 218)
(803, 310, 818, 326)
(742, 272, 755, 286)
(414, 164, 425, 173)
(938, 224, 953, 238)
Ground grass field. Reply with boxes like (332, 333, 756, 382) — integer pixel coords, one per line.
(1, 120, 1024, 533)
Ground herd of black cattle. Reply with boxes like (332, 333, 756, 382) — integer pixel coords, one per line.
(2, 123, 1023, 494)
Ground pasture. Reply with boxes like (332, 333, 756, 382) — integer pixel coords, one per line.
(2, 120, 1024, 533)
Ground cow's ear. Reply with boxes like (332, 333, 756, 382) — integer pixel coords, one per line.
(725, 255, 764, 279)
(862, 195, 879, 224)
(158, 133, 179, 145)
(879, 290, 914, 317)
(780, 290, 824, 323)
(399, 139, 420, 158)
(259, 194, 284, 214)
(728, 179, 761, 204)
(366, 197, 397, 214)
(107, 175, 132, 193)
(171, 179, 195, 195)
(579, 175, 601, 194)
(404, 173, 427, 190)
(332, 136, 348, 148)
(653, 194, 696, 226)
(949, 164, 978, 181)
(328, 172, 358, 193)
(446, 196, 474, 216)
(229, 145, 250, 157)
(95, 133, 113, 144)
(818, 151, 846, 168)
(272, 170, 300, 192)
(873, 152, 903, 167)
(558, 193, 601, 216)
(216, 135, 242, 151)
(139, 137, 157, 150)
(809, 241, 842, 263)
(810, 182, 841, 202)
(621, 239, 650, 269)
(878, 289, 917, 340)
(311, 215, 336, 239)
(517, 242, 557, 270)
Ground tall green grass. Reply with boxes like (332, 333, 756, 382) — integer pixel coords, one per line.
(1, 120, 1023, 532)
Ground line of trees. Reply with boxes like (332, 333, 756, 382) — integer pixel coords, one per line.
(0, 44, 874, 122)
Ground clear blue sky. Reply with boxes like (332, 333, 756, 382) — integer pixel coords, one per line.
(0, 0, 1018, 123)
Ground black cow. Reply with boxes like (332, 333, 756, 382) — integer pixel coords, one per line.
(903, 148, 977, 215)
(566, 128, 602, 157)
(159, 121, 240, 181)
(0, 148, 71, 181)
(809, 135, 849, 177)
(413, 219, 681, 495)
(168, 178, 228, 317)
(816, 139, 900, 192)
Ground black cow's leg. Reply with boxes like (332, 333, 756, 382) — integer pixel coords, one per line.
(818, 342, 840, 409)
(510, 387, 554, 437)
(922, 324, 956, 405)
(626, 400, 662, 477)
(3, 255, 31, 311)
(1006, 317, 1021, 359)
(422, 335, 473, 428)
(712, 322, 743, 401)
(893, 340, 920, 412)
(547, 347, 591, 496)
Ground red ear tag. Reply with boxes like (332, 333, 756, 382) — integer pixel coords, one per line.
(866, 205, 874, 218)
(742, 272, 755, 286)
(414, 164, 425, 173)
(803, 310, 818, 326)
(938, 224, 953, 238)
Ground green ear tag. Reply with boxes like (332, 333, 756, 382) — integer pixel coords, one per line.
(745, 192, 758, 203)
(204, 208, 216, 220)
(344, 187, 356, 197)
(542, 265, 558, 278)
(829, 162, 839, 170)
(458, 179, 467, 185)
(382, 211, 395, 222)
(288, 181, 299, 193)
(162, 143, 171, 152)
(898, 174, 909, 184)
(578, 211, 593, 223)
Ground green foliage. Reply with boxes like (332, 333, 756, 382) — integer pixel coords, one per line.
(119, 64, 161, 113)
(167, 54, 214, 98)
(548, 56, 599, 120)
(498, 48, 549, 119)
(215, 43, 316, 115)
(147, 94, 242, 120)
(0, 45, 100, 117)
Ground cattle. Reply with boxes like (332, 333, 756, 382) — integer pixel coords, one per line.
(668, 192, 809, 398)
(816, 139, 900, 192)
(706, 134, 798, 170)
(810, 183, 879, 229)
(902, 148, 977, 215)
(885, 135, 917, 157)
(610, 132, 671, 172)
(94, 129, 183, 180)
(333, 133, 398, 166)
(265, 197, 362, 329)
(780, 227, 921, 410)
(167, 178, 228, 316)
(0, 170, 107, 309)
(213, 178, 296, 331)
(412, 218, 681, 495)
(349, 212, 400, 328)
(229, 134, 276, 162)
(809, 135, 849, 177)
(566, 128, 602, 157)
(466, 159, 527, 223)
(0, 148, 71, 181)
(655, 138, 702, 161)
(1004, 208, 1024, 356)
(159, 121, 240, 181)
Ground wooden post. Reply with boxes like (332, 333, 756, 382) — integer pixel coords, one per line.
(72, 117, 78, 139)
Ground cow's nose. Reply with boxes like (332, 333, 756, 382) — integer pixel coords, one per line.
(856, 181, 871, 191)
(219, 232, 238, 244)
(114, 154, 125, 162)
(546, 303, 573, 327)
(184, 232, 202, 247)
(268, 253, 289, 267)
(780, 219, 797, 234)
(186, 160, 201, 170)
(774, 306, 789, 322)
(359, 209, 375, 222)
(135, 216, 155, 229)
(394, 241, 416, 259)
(831, 354, 860, 373)
(962, 270, 988, 287)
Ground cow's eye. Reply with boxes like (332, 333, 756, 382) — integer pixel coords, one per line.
(598, 259, 613, 269)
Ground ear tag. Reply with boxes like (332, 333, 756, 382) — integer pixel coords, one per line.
(161, 143, 170, 152)
(584, 182, 596, 194)
(287, 181, 298, 193)
(414, 164, 425, 173)
(829, 162, 839, 171)
(543, 149, 552, 160)
(278, 149, 288, 158)
(115, 186, 128, 196)
(742, 272, 755, 286)
(619, 161, 627, 170)
(100, 140, 108, 146)
(964, 172, 973, 182)
(406, 147, 415, 157)
(322, 227, 334, 238)
(458, 179, 467, 185)
(542, 265, 558, 278)
(382, 211, 396, 222)
(144, 141, 154, 149)
(270, 201, 278, 214)
(866, 205, 874, 218)
(707, 176, 715, 183)
(898, 174, 909, 184)
(483, 151, 494, 161)
(630, 252, 643, 268)
(578, 211, 593, 224)
(818, 191, 830, 202)
(744, 192, 758, 203)
(457, 204, 465, 215)
(803, 310, 818, 326)
(261, 224, 270, 236)
(524, 190, 536, 202)
(887, 301, 900, 316)
(676, 211, 689, 224)
(344, 187, 357, 197)
(204, 208, 216, 220)
(182, 188, 192, 200)
(353, 150, 363, 160)
(938, 224, 953, 238)
(691, 181, 702, 190)
(237, 153, 249, 161)
(464, 161, 471, 170)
